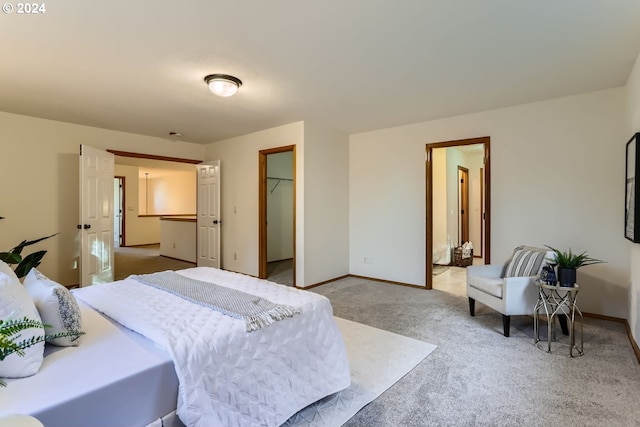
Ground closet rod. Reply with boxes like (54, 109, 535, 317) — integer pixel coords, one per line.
(266, 176, 293, 181)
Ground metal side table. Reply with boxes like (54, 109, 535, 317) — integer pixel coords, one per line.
(533, 281, 583, 357)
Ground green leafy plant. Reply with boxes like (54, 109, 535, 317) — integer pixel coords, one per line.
(545, 245, 604, 269)
(0, 217, 57, 279)
(0, 317, 84, 386)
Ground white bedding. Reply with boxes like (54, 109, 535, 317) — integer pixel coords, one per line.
(74, 267, 351, 427)
(0, 301, 179, 427)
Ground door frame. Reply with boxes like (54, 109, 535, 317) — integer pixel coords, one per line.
(114, 176, 126, 247)
(426, 136, 491, 289)
(258, 145, 296, 285)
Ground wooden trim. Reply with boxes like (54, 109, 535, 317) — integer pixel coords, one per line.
(348, 275, 427, 289)
(425, 147, 433, 287)
(138, 214, 196, 218)
(297, 275, 351, 289)
(160, 217, 196, 222)
(107, 150, 201, 164)
(258, 145, 296, 285)
(159, 255, 197, 264)
(626, 321, 640, 364)
(582, 312, 640, 364)
(458, 166, 469, 246)
(582, 312, 626, 323)
(426, 137, 491, 290)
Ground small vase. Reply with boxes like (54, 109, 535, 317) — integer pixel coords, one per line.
(557, 268, 576, 287)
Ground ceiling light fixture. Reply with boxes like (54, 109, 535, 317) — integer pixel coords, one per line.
(204, 74, 242, 97)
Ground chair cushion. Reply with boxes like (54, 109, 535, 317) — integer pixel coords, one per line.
(469, 275, 504, 298)
(503, 246, 547, 278)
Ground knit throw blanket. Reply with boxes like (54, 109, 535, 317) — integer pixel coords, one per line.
(131, 271, 300, 332)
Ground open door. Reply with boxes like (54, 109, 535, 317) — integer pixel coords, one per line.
(79, 145, 115, 286)
(197, 161, 221, 268)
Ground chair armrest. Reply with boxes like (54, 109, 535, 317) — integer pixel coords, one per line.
(503, 275, 539, 315)
(466, 264, 504, 279)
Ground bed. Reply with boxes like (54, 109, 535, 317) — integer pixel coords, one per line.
(0, 267, 351, 427)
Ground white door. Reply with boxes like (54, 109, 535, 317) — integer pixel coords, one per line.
(197, 161, 221, 268)
(79, 145, 115, 286)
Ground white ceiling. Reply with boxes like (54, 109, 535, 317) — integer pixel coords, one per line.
(2, 1, 639, 145)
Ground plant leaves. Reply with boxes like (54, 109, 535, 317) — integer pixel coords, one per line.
(14, 251, 47, 278)
(0, 252, 21, 265)
(10, 233, 57, 256)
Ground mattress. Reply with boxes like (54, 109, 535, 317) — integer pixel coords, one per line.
(0, 301, 179, 427)
(74, 267, 351, 427)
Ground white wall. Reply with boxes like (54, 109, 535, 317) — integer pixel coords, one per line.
(432, 149, 448, 264)
(446, 148, 464, 249)
(626, 50, 640, 344)
(0, 111, 204, 285)
(467, 151, 484, 259)
(149, 171, 196, 215)
(302, 123, 350, 286)
(204, 122, 305, 280)
(115, 164, 161, 246)
(350, 88, 628, 318)
(204, 121, 350, 287)
(160, 219, 196, 262)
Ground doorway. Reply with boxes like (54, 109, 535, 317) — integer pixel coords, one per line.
(258, 146, 296, 286)
(458, 166, 469, 246)
(114, 176, 125, 247)
(426, 137, 490, 289)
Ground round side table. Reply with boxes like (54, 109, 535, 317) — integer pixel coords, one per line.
(533, 281, 583, 357)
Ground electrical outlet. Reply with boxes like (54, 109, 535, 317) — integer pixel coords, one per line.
(172, 243, 176, 249)
(364, 257, 372, 264)
(234, 252, 237, 261)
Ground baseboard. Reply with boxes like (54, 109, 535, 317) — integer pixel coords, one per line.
(159, 255, 196, 264)
(346, 275, 426, 289)
(267, 257, 293, 264)
(299, 275, 350, 289)
(624, 320, 640, 364)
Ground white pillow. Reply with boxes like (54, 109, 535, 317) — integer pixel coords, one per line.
(24, 269, 82, 347)
(0, 260, 19, 283)
(0, 272, 45, 378)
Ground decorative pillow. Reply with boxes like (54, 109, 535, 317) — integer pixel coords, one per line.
(0, 272, 45, 378)
(503, 246, 547, 278)
(24, 269, 82, 347)
(0, 260, 19, 283)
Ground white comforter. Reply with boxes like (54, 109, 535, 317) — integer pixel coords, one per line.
(74, 267, 351, 427)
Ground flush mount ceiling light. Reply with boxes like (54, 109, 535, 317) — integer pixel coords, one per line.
(204, 74, 242, 97)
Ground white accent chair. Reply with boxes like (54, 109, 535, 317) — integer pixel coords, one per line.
(466, 246, 553, 337)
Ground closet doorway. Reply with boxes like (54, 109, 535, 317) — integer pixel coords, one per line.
(258, 146, 296, 286)
(426, 136, 491, 289)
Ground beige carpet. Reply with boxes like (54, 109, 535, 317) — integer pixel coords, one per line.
(114, 244, 195, 280)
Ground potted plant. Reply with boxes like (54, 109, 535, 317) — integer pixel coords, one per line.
(0, 317, 83, 386)
(0, 217, 57, 279)
(545, 245, 604, 287)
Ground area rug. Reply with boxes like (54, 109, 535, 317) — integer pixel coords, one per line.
(283, 317, 437, 427)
